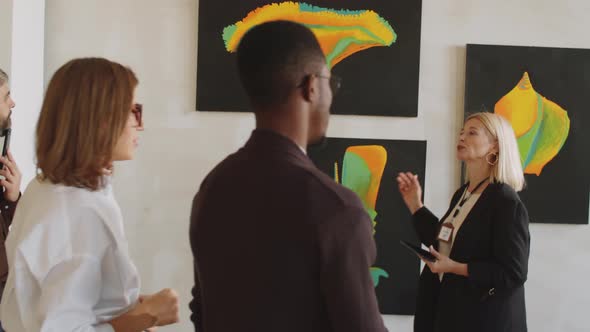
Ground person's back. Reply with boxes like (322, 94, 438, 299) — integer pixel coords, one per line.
(191, 129, 383, 331)
(189, 21, 386, 332)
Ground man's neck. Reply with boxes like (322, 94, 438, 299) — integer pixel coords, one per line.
(255, 109, 308, 151)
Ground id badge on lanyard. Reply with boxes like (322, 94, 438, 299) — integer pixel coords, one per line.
(438, 222, 454, 243)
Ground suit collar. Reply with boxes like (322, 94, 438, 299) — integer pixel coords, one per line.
(244, 129, 313, 166)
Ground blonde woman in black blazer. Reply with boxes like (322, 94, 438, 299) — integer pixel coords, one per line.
(397, 112, 530, 332)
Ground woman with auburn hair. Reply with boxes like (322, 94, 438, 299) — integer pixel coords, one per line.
(397, 112, 530, 332)
(0, 58, 179, 332)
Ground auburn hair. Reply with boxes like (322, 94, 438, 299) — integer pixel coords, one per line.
(36, 58, 138, 191)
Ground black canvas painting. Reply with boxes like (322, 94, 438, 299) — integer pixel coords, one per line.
(197, 0, 422, 117)
(308, 137, 427, 314)
(465, 44, 590, 224)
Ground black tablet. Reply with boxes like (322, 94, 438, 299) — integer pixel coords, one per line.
(400, 240, 437, 262)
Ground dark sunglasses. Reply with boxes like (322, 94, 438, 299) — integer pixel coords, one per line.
(131, 103, 143, 128)
(298, 73, 342, 95)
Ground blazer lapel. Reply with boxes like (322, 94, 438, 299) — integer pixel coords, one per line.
(447, 184, 494, 259)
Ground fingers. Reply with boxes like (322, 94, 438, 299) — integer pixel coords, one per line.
(396, 172, 412, 188)
(398, 172, 417, 185)
(0, 157, 14, 176)
(1, 152, 21, 178)
(410, 173, 421, 189)
(6, 151, 20, 173)
(397, 178, 408, 192)
(154, 288, 179, 326)
(0, 168, 15, 183)
(397, 172, 420, 191)
(423, 258, 436, 272)
(429, 246, 443, 259)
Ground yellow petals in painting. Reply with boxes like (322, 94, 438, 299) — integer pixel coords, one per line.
(222, 2, 396, 68)
(495, 72, 570, 175)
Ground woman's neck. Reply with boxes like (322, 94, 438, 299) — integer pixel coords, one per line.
(466, 161, 491, 192)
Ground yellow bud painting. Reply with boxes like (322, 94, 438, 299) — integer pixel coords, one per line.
(495, 72, 570, 175)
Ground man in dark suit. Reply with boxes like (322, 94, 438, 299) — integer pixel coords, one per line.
(189, 21, 387, 332)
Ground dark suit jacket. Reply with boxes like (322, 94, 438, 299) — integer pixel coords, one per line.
(189, 129, 386, 332)
(413, 182, 530, 332)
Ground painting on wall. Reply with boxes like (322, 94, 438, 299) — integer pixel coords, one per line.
(197, 1, 422, 117)
(465, 44, 590, 224)
(308, 137, 427, 314)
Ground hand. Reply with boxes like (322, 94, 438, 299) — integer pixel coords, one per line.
(138, 288, 179, 327)
(0, 151, 22, 202)
(422, 246, 468, 277)
(138, 295, 158, 331)
(396, 172, 423, 214)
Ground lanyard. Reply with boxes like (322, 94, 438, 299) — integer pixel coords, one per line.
(451, 178, 488, 219)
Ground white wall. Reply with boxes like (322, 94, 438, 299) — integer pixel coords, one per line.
(0, 0, 12, 72)
(41, 0, 590, 331)
(10, 0, 45, 187)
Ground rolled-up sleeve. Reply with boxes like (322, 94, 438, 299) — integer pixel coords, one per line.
(11, 209, 132, 332)
(36, 254, 115, 332)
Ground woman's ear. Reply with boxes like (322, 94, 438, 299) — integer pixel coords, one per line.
(492, 140, 500, 153)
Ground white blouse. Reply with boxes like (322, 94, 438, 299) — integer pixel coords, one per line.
(0, 178, 140, 332)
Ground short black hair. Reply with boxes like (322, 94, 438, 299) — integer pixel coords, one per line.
(236, 20, 326, 108)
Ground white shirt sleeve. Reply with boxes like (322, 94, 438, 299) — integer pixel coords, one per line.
(35, 254, 116, 332)
(2, 182, 139, 332)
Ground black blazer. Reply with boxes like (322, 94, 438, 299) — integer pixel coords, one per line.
(412, 182, 530, 332)
(189, 129, 387, 332)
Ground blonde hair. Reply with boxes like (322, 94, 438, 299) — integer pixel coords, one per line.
(36, 58, 138, 191)
(466, 112, 525, 191)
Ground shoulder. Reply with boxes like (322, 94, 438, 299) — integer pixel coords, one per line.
(486, 182, 522, 205)
(11, 181, 119, 280)
(301, 162, 366, 212)
(297, 165, 372, 235)
(484, 183, 529, 222)
(196, 150, 242, 191)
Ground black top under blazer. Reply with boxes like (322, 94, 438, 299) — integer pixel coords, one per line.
(412, 182, 530, 332)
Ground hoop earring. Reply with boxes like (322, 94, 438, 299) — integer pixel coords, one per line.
(486, 152, 498, 166)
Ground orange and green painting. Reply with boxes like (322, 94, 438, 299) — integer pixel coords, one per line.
(222, 2, 396, 68)
(334, 145, 389, 287)
(495, 72, 570, 175)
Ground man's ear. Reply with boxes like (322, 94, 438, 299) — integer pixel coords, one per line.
(300, 74, 317, 103)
